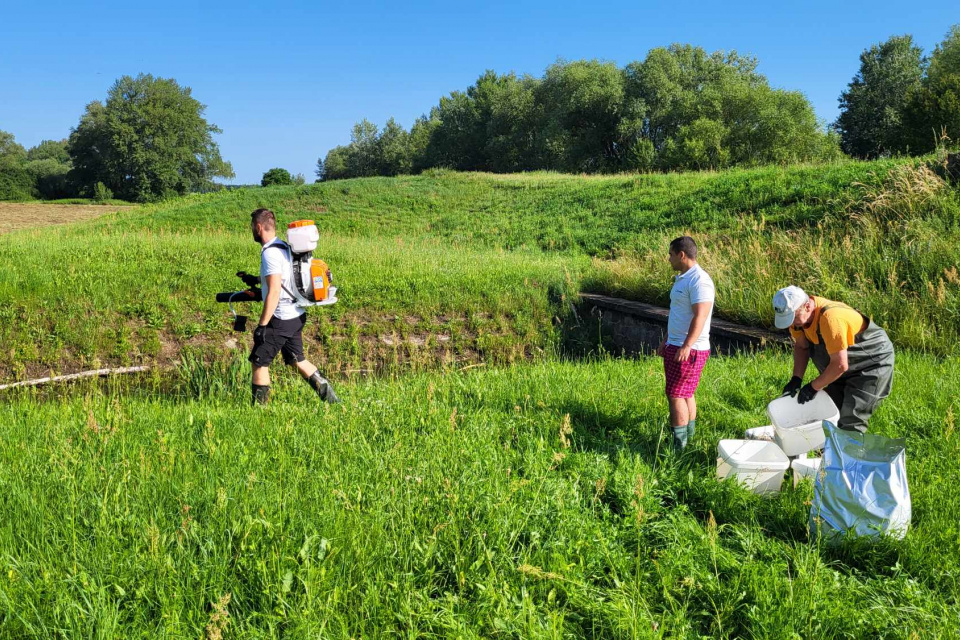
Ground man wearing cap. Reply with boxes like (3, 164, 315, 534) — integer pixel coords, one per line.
(772, 286, 894, 433)
(658, 236, 715, 450)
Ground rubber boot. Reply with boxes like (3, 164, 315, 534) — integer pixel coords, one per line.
(672, 425, 688, 451)
(686, 419, 696, 440)
(252, 384, 270, 406)
(308, 371, 340, 404)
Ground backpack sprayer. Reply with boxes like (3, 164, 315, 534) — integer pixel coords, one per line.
(216, 220, 338, 331)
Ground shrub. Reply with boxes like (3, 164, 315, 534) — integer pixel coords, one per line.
(93, 181, 113, 203)
(261, 168, 293, 187)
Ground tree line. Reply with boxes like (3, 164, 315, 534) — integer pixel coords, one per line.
(319, 27, 960, 181)
(318, 44, 842, 180)
(1, 74, 233, 202)
(835, 25, 960, 157)
(3, 27, 958, 200)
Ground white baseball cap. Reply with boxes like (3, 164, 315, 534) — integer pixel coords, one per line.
(772, 286, 810, 329)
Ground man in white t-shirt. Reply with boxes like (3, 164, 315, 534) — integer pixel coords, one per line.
(656, 236, 715, 450)
(248, 208, 339, 405)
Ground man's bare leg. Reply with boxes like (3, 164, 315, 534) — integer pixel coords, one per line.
(685, 396, 697, 439)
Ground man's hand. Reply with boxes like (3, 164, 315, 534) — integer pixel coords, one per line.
(798, 382, 818, 404)
(253, 325, 269, 344)
(656, 341, 666, 357)
(782, 376, 803, 397)
(675, 345, 692, 362)
(237, 271, 260, 288)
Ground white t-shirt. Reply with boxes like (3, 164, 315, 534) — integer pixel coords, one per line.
(260, 238, 304, 320)
(666, 263, 715, 351)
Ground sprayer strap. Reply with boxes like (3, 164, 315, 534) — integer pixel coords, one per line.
(263, 241, 311, 305)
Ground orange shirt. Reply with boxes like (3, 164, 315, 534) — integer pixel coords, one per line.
(789, 296, 865, 355)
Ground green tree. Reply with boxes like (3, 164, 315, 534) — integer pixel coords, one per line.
(626, 45, 830, 170)
(344, 119, 382, 177)
(25, 139, 75, 198)
(409, 115, 439, 173)
(472, 71, 542, 172)
(0, 130, 33, 200)
(27, 139, 70, 163)
(261, 167, 293, 187)
(537, 60, 629, 172)
(834, 35, 925, 157)
(318, 146, 350, 181)
(67, 74, 234, 201)
(26, 159, 72, 199)
(0, 130, 27, 161)
(905, 25, 960, 151)
(422, 91, 484, 170)
(378, 118, 412, 176)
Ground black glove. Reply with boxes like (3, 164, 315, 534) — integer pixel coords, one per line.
(797, 382, 818, 404)
(253, 325, 268, 343)
(237, 271, 261, 288)
(782, 376, 803, 397)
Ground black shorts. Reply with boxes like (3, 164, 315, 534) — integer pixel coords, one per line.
(249, 314, 307, 367)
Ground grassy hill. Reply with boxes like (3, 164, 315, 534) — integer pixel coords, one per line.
(2, 156, 958, 381)
(7, 160, 960, 379)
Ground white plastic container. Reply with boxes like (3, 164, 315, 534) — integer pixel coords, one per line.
(716, 439, 790, 495)
(791, 457, 822, 487)
(744, 425, 775, 441)
(766, 392, 839, 457)
(287, 221, 319, 253)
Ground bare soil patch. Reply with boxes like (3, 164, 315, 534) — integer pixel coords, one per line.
(0, 202, 134, 234)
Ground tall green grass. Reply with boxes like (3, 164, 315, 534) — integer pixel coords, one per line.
(0, 353, 957, 636)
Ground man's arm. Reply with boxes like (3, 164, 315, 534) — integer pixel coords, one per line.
(811, 349, 849, 391)
(675, 301, 712, 362)
(258, 273, 281, 326)
(792, 332, 811, 379)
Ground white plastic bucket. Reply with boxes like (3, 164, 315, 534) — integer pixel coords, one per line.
(287, 222, 319, 253)
(792, 457, 822, 487)
(766, 392, 839, 457)
(717, 439, 790, 495)
(744, 425, 775, 441)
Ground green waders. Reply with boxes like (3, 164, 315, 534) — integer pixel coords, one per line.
(809, 303, 895, 433)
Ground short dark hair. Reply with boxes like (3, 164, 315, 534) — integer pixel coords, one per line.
(251, 208, 276, 231)
(669, 236, 698, 259)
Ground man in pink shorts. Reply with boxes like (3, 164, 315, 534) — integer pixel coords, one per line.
(657, 236, 715, 450)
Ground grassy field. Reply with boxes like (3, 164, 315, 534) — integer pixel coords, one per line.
(2, 160, 959, 635)
(2, 157, 958, 381)
(1, 353, 957, 637)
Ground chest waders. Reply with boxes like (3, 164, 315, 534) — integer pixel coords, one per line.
(809, 303, 895, 433)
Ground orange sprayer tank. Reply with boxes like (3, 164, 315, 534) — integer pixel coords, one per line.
(310, 259, 332, 301)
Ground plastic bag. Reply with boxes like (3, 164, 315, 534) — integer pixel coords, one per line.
(810, 421, 911, 540)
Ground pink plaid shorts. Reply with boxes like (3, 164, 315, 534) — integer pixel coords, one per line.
(662, 344, 709, 399)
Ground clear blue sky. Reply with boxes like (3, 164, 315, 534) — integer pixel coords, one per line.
(1, 1, 953, 184)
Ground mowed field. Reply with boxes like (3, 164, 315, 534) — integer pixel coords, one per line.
(0, 202, 134, 234)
